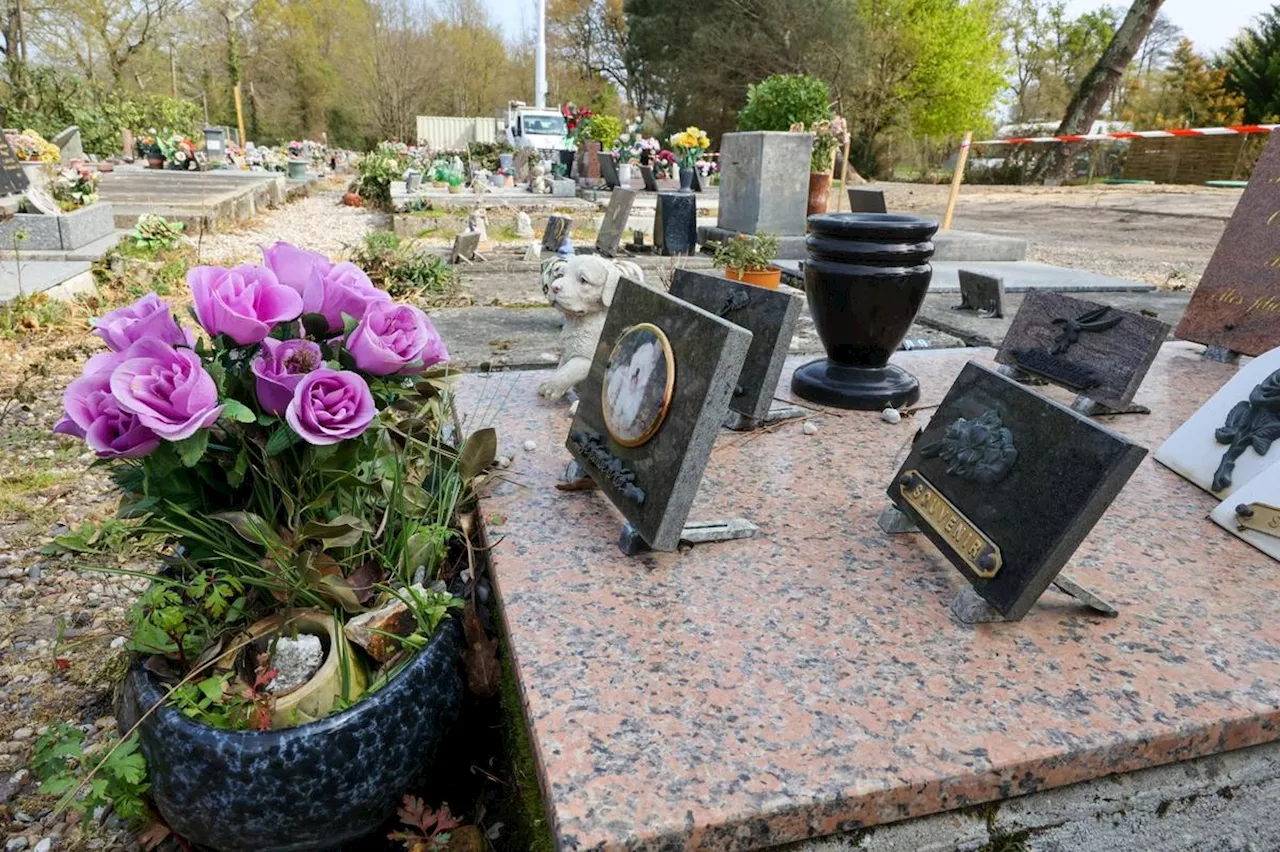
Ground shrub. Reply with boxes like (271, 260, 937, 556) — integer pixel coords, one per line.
(354, 143, 409, 208)
(737, 74, 833, 132)
(580, 115, 623, 147)
(467, 140, 515, 172)
(350, 231, 459, 300)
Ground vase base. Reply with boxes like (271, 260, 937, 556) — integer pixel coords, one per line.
(790, 359, 920, 411)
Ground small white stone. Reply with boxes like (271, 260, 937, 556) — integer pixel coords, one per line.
(109, 636, 127, 649)
(266, 634, 325, 693)
(10, 727, 32, 740)
(881, 407, 902, 424)
(522, 440, 538, 452)
(6, 837, 28, 851)
(33, 840, 51, 852)
(495, 455, 512, 469)
(802, 421, 819, 435)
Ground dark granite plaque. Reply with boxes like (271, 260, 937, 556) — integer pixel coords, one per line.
(847, 187, 887, 214)
(655, 192, 696, 256)
(595, 187, 636, 257)
(669, 268, 802, 421)
(542, 215, 573, 252)
(956, 270, 1004, 317)
(0, 137, 30, 197)
(1176, 132, 1280, 356)
(888, 362, 1146, 620)
(599, 154, 621, 189)
(640, 165, 659, 192)
(567, 277, 752, 551)
(995, 292, 1171, 411)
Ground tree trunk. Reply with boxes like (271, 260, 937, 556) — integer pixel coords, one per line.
(1040, 0, 1167, 183)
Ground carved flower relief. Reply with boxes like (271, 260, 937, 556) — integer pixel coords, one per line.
(920, 409, 1018, 485)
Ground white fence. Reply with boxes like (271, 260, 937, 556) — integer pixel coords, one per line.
(415, 116, 499, 150)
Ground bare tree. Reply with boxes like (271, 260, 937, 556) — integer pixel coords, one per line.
(35, 0, 188, 85)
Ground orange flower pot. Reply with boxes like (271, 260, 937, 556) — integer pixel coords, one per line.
(725, 266, 782, 289)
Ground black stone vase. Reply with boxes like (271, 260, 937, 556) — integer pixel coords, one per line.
(118, 618, 464, 852)
(792, 213, 939, 410)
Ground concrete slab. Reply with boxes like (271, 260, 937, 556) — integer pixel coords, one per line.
(97, 167, 286, 232)
(933, 228, 1027, 262)
(915, 289, 1192, 348)
(0, 260, 94, 302)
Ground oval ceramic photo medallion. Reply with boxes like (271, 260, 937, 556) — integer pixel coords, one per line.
(602, 323, 676, 447)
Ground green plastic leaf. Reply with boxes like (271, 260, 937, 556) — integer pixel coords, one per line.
(227, 446, 250, 488)
(458, 427, 497, 481)
(300, 513, 371, 549)
(341, 311, 359, 337)
(220, 399, 256, 423)
(266, 426, 303, 456)
(173, 431, 210, 467)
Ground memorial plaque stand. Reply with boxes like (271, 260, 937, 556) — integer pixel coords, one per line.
(722, 403, 808, 431)
(1202, 345, 1241, 365)
(878, 505, 1119, 620)
(1070, 395, 1150, 417)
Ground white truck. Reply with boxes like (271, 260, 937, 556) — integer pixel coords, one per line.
(501, 101, 572, 156)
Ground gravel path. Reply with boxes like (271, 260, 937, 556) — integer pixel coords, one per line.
(194, 185, 390, 266)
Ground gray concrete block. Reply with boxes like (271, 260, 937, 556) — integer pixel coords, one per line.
(0, 260, 94, 301)
(0, 212, 62, 250)
(57, 202, 115, 250)
(717, 131, 813, 236)
(933, 229, 1028, 262)
(551, 178, 576, 198)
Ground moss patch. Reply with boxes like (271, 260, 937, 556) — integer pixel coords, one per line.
(497, 628, 555, 852)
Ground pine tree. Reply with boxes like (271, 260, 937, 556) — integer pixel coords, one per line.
(1225, 4, 1280, 123)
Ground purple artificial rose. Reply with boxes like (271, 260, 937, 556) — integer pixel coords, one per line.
(92, 293, 194, 352)
(261, 241, 332, 296)
(252, 337, 324, 415)
(54, 354, 160, 458)
(302, 262, 391, 333)
(188, 264, 304, 346)
(346, 302, 449, 376)
(109, 339, 223, 441)
(285, 369, 376, 445)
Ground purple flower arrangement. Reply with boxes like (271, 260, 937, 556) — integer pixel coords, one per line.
(58, 241, 448, 458)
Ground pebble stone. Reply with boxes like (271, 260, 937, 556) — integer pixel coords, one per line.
(6, 838, 28, 851)
(881, 407, 902, 424)
(522, 440, 538, 452)
(32, 841, 50, 852)
(802, 421, 819, 435)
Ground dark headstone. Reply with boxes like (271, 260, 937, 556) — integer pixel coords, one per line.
(577, 141, 603, 180)
(599, 154, 621, 189)
(691, 168, 704, 192)
(669, 269, 803, 421)
(566, 277, 752, 551)
(1176, 131, 1280, 356)
(847, 187, 887, 214)
(450, 231, 480, 264)
(995, 292, 1171, 411)
(595, 187, 636, 257)
(654, 192, 697, 256)
(888, 362, 1147, 620)
(0, 136, 30, 197)
(640, 165, 659, 192)
(956, 270, 1005, 317)
(542, 215, 573, 252)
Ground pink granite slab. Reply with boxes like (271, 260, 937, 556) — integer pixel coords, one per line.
(464, 343, 1280, 852)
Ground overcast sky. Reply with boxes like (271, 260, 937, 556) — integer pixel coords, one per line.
(483, 0, 1275, 55)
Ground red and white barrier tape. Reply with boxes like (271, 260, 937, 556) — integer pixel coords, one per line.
(974, 124, 1280, 145)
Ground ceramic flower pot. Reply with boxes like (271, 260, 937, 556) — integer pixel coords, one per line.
(19, 161, 48, 191)
(146, 155, 166, 170)
(807, 171, 833, 217)
(791, 213, 939, 410)
(725, 266, 782, 290)
(287, 159, 308, 180)
(118, 618, 464, 852)
(679, 166, 694, 191)
(618, 163, 633, 185)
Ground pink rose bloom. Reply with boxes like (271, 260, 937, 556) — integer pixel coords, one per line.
(109, 339, 223, 441)
(54, 353, 159, 458)
(285, 369, 375, 445)
(346, 303, 448, 376)
(188, 264, 304, 346)
(92, 293, 194, 352)
(303, 262, 391, 333)
(252, 337, 324, 415)
(261, 241, 332, 295)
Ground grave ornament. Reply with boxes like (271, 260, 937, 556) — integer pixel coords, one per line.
(886, 362, 1146, 622)
(1211, 461, 1280, 561)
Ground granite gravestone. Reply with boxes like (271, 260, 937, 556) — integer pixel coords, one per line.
(1154, 344, 1280, 499)
(640, 165, 659, 192)
(599, 154, 621, 189)
(595, 187, 636, 257)
(888, 362, 1146, 621)
(955, 270, 1005, 318)
(566, 277, 752, 552)
(1175, 132, 1280, 356)
(717, 131, 813, 237)
(668, 268, 802, 423)
(542, 215, 573, 253)
(995, 292, 1170, 411)
(1210, 462, 1280, 562)
(450, 231, 481, 264)
(847, 187, 887, 214)
(0, 136, 30, 197)
(655, 192, 697, 256)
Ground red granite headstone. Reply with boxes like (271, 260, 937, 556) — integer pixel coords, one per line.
(1176, 132, 1280, 356)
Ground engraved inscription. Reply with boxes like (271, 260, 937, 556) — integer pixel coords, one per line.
(569, 429, 647, 504)
(1235, 502, 1280, 538)
(898, 471, 1002, 578)
(1010, 347, 1101, 390)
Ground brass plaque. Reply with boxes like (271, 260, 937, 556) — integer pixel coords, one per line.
(1235, 502, 1280, 539)
(898, 470, 1003, 578)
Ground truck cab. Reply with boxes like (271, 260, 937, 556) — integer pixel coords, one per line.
(503, 102, 570, 154)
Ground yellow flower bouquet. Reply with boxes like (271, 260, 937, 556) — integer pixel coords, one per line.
(669, 126, 710, 168)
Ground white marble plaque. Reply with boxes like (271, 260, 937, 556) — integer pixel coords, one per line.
(1210, 465, 1280, 561)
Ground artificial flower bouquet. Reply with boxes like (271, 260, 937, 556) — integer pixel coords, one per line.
(53, 242, 488, 733)
(791, 117, 849, 173)
(669, 126, 710, 168)
(561, 101, 594, 145)
(7, 128, 60, 163)
(50, 164, 100, 211)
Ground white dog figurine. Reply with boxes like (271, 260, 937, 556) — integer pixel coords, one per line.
(539, 255, 644, 401)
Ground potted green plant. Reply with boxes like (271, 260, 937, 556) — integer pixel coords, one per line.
(39, 241, 491, 850)
(579, 114, 622, 179)
(713, 232, 783, 289)
(792, 118, 849, 216)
